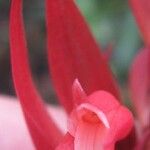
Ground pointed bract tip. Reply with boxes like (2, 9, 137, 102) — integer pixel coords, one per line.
(73, 79, 85, 93)
(72, 79, 87, 105)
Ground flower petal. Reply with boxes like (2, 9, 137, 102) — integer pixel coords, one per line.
(10, 0, 62, 149)
(74, 121, 107, 150)
(105, 106, 134, 146)
(67, 91, 133, 149)
(46, 0, 120, 113)
(130, 0, 150, 45)
(77, 103, 110, 129)
(129, 48, 150, 127)
(86, 91, 133, 148)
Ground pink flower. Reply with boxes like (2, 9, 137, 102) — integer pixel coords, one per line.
(57, 80, 133, 150)
(9, 0, 133, 149)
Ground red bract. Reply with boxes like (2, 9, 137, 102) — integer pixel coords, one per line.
(46, 0, 121, 113)
(130, 0, 150, 46)
(10, 0, 62, 149)
(10, 0, 133, 149)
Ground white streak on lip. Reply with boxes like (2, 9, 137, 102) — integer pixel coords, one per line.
(77, 103, 110, 129)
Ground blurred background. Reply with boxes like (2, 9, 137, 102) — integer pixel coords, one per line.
(0, 0, 142, 104)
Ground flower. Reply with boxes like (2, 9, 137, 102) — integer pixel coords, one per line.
(9, 0, 133, 149)
(62, 80, 132, 150)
